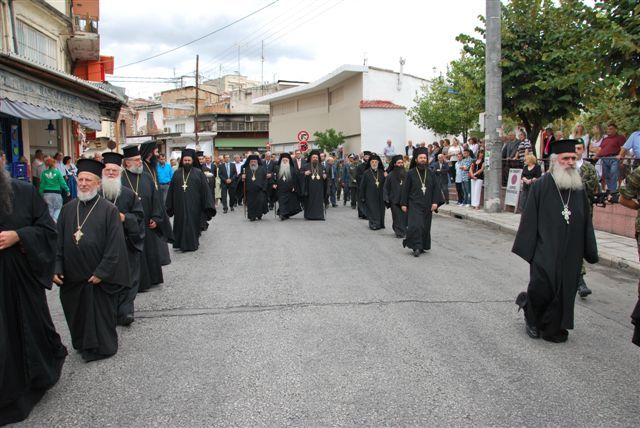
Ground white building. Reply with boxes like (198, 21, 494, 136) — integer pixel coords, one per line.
(253, 65, 438, 155)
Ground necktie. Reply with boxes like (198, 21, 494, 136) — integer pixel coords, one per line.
(226, 163, 230, 176)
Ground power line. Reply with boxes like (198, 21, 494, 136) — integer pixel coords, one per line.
(115, 0, 280, 70)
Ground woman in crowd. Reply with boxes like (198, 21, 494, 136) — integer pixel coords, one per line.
(515, 129, 532, 163)
(590, 123, 605, 178)
(519, 154, 542, 212)
(447, 138, 462, 182)
(38, 157, 69, 221)
(571, 123, 590, 159)
(469, 150, 485, 209)
(454, 152, 465, 205)
(62, 156, 77, 201)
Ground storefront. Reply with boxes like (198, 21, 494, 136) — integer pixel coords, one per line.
(0, 52, 124, 178)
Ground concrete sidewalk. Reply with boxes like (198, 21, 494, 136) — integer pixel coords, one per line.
(437, 203, 640, 275)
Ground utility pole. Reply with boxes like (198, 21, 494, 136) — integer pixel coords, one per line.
(261, 40, 264, 87)
(484, 0, 503, 213)
(194, 54, 199, 147)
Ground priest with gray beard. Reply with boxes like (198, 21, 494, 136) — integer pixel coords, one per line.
(101, 152, 145, 326)
(273, 152, 302, 220)
(122, 145, 168, 291)
(513, 140, 598, 343)
(54, 159, 130, 362)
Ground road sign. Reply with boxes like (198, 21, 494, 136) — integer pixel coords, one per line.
(297, 130, 310, 143)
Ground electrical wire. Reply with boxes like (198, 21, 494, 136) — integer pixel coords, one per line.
(115, 0, 280, 70)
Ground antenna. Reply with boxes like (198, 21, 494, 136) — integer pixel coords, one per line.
(398, 57, 406, 90)
(363, 51, 368, 66)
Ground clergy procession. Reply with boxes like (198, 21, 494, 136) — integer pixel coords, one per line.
(3, 137, 640, 426)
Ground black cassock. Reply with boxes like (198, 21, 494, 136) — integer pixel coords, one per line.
(300, 164, 328, 220)
(166, 167, 216, 251)
(360, 167, 386, 230)
(245, 166, 269, 220)
(401, 167, 443, 251)
(274, 165, 302, 219)
(355, 162, 369, 218)
(101, 187, 145, 321)
(122, 170, 168, 290)
(383, 168, 408, 237)
(56, 196, 130, 361)
(0, 180, 67, 426)
(513, 175, 598, 339)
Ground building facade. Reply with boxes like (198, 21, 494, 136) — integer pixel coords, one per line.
(254, 65, 439, 156)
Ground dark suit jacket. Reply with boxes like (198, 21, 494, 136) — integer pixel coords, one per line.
(218, 162, 236, 182)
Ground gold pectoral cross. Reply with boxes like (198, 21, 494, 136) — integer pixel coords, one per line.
(421, 185, 426, 195)
(561, 206, 571, 224)
(182, 182, 188, 192)
(74, 228, 84, 244)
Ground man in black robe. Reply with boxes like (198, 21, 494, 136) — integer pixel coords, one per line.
(513, 140, 598, 343)
(401, 147, 443, 257)
(273, 153, 302, 220)
(196, 151, 216, 231)
(355, 151, 371, 219)
(384, 154, 408, 238)
(242, 154, 269, 221)
(300, 150, 328, 220)
(166, 149, 216, 250)
(54, 159, 130, 362)
(360, 153, 386, 230)
(101, 152, 145, 326)
(0, 158, 67, 425)
(122, 145, 168, 291)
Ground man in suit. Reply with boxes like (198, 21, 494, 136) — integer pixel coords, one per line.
(292, 149, 305, 172)
(431, 154, 450, 204)
(326, 156, 338, 207)
(231, 154, 244, 208)
(218, 154, 236, 213)
(263, 151, 276, 210)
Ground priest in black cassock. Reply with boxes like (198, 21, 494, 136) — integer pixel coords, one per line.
(513, 140, 598, 343)
(355, 151, 371, 219)
(0, 157, 67, 425)
(242, 154, 269, 221)
(273, 152, 302, 220)
(384, 154, 408, 238)
(166, 149, 216, 250)
(360, 152, 386, 230)
(122, 145, 167, 291)
(400, 147, 444, 257)
(101, 152, 145, 326)
(300, 150, 328, 220)
(54, 159, 130, 362)
(196, 151, 216, 231)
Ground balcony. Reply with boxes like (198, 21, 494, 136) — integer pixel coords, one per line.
(67, 16, 100, 61)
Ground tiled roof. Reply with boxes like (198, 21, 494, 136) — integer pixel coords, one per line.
(359, 100, 406, 109)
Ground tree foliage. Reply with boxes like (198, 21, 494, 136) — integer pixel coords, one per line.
(313, 128, 345, 152)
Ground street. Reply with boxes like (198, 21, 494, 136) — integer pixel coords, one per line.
(22, 205, 640, 427)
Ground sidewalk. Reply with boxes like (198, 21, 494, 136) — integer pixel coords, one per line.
(437, 204, 640, 275)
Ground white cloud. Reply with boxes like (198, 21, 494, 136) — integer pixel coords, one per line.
(100, 0, 486, 98)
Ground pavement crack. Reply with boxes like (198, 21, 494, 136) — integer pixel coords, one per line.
(135, 298, 514, 319)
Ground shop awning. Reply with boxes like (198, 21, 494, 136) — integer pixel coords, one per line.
(0, 98, 101, 130)
(215, 138, 267, 148)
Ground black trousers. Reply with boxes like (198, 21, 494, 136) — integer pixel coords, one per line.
(221, 183, 230, 210)
(455, 182, 464, 203)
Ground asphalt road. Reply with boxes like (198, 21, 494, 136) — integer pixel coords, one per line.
(16, 201, 640, 427)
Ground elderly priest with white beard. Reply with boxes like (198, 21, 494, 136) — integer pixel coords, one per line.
(513, 140, 598, 343)
(101, 152, 145, 326)
(54, 159, 130, 362)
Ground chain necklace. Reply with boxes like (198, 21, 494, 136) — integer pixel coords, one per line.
(251, 168, 257, 182)
(74, 195, 101, 244)
(182, 168, 192, 192)
(124, 170, 141, 200)
(417, 168, 428, 195)
(552, 175, 572, 224)
(370, 168, 380, 188)
(311, 165, 320, 180)
(144, 162, 158, 190)
(100, 190, 118, 207)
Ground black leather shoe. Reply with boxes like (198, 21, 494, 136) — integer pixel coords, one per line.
(413, 249, 421, 257)
(525, 320, 540, 339)
(230, 207, 234, 212)
(117, 314, 134, 326)
(223, 209, 228, 214)
(577, 276, 592, 298)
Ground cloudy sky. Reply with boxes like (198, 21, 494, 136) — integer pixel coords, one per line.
(100, 0, 486, 99)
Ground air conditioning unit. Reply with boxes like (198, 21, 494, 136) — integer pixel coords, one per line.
(164, 127, 171, 133)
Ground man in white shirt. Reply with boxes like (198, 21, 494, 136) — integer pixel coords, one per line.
(383, 139, 395, 163)
(31, 149, 45, 190)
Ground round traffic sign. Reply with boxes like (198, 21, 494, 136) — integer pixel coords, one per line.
(297, 130, 310, 142)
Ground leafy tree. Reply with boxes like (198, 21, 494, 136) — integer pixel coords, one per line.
(313, 128, 345, 152)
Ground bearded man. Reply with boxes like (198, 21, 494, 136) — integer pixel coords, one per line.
(384, 154, 408, 238)
(242, 154, 269, 221)
(54, 159, 130, 362)
(514, 140, 598, 343)
(360, 153, 386, 230)
(273, 153, 302, 220)
(122, 145, 169, 291)
(300, 150, 328, 220)
(0, 155, 67, 425)
(101, 152, 145, 326)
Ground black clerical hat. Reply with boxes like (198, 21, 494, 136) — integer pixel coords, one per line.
(247, 154, 260, 162)
(122, 145, 139, 158)
(413, 147, 429, 158)
(77, 158, 104, 178)
(363, 151, 372, 156)
(196, 151, 204, 157)
(102, 152, 123, 166)
(139, 140, 157, 159)
(386, 154, 404, 173)
(182, 148, 196, 159)
(307, 150, 321, 161)
(278, 152, 292, 163)
(550, 139, 578, 155)
(369, 152, 382, 163)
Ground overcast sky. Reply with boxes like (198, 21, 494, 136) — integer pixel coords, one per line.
(100, 0, 486, 99)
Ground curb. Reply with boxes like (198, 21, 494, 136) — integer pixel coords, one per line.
(437, 207, 640, 276)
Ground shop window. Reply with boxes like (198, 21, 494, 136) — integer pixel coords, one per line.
(16, 20, 57, 68)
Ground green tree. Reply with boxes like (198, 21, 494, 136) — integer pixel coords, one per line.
(313, 128, 345, 152)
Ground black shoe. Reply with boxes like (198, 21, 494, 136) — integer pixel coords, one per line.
(413, 249, 421, 257)
(351, 206, 356, 209)
(223, 209, 228, 213)
(230, 207, 235, 212)
(577, 276, 592, 298)
(332, 204, 338, 207)
(250, 218, 256, 222)
(117, 314, 134, 326)
(542, 329, 568, 343)
(525, 319, 540, 339)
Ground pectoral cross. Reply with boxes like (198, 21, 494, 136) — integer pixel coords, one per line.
(182, 182, 188, 192)
(561, 206, 571, 224)
(421, 185, 427, 195)
(74, 228, 84, 244)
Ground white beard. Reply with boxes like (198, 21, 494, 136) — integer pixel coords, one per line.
(101, 176, 122, 200)
(278, 164, 291, 180)
(126, 165, 143, 175)
(550, 158, 583, 190)
(78, 188, 99, 202)
(250, 165, 258, 172)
